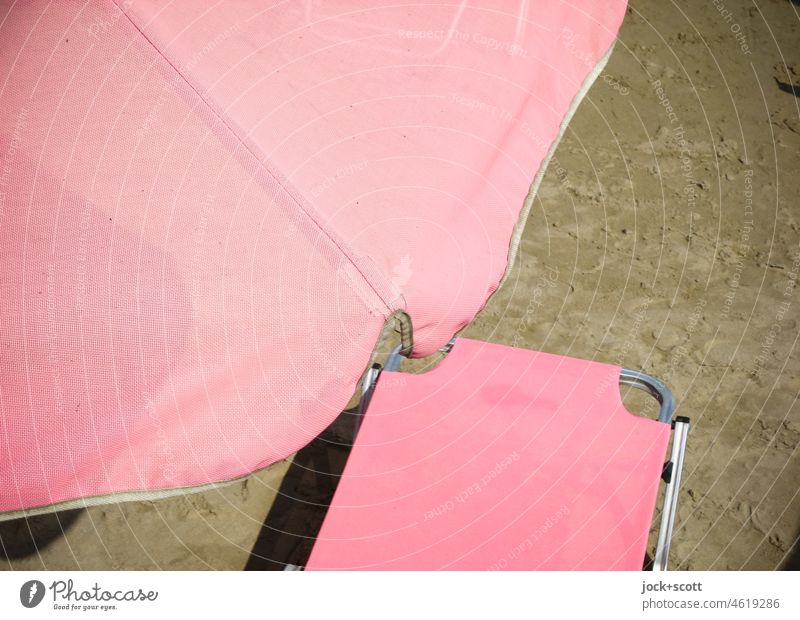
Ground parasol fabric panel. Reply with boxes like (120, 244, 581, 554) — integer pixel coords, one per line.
(118, 0, 628, 356)
(0, 0, 626, 515)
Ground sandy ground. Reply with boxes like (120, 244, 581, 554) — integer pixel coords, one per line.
(2, 0, 799, 570)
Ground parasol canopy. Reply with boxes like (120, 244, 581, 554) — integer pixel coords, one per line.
(0, 0, 626, 516)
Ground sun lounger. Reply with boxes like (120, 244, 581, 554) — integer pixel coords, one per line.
(305, 338, 689, 570)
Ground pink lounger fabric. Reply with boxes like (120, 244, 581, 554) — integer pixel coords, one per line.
(0, 1, 627, 514)
(307, 339, 670, 570)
